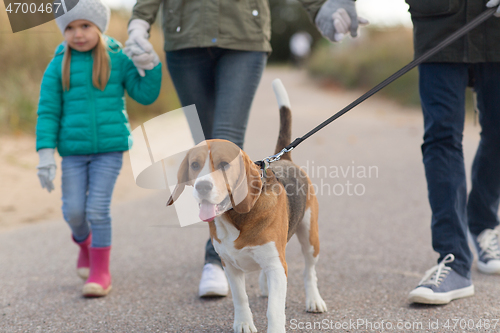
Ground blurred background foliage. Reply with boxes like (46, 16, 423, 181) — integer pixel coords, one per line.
(268, 0, 322, 62)
(0, 0, 425, 135)
(307, 27, 420, 106)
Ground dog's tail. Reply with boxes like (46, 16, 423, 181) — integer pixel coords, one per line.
(272, 79, 292, 161)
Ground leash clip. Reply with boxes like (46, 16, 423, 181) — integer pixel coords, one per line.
(257, 147, 294, 179)
(266, 147, 294, 164)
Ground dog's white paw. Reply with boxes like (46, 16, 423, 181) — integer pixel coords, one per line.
(259, 270, 268, 297)
(233, 321, 257, 333)
(306, 295, 327, 313)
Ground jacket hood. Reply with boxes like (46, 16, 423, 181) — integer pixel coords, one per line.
(54, 35, 122, 56)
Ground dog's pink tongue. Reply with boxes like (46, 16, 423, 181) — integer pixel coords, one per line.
(199, 201, 217, 222)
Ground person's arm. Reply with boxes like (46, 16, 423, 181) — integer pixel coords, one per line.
(129, 0, 163, 28)
(35, 58, 62, 192)
(36, 58, 62, 152)
(125, 0, 163, 77)
(122, 51, 162, 106)
(297, 0, 328, 23)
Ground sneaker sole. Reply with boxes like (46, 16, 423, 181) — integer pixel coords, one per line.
(409, 285, 474, 305)
(477, 261, 500, 275)
(199, 287, 228, 298)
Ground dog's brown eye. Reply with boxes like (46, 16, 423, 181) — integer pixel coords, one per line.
(219, 161, 230, 171)
(191, 162, 200, 170)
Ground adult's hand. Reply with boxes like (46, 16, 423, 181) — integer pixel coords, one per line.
(125, 40, 161, 76)
(124, 19, 157, 77)
(37, 148, 56, 193)
(315, 0, 369, 42)
(487, 0, 500, 17)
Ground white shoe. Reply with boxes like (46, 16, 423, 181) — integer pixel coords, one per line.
(198, 263, 229, 297)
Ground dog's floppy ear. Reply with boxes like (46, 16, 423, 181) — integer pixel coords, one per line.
(167, 153, 190, 206)
(232, 153, 262, 214)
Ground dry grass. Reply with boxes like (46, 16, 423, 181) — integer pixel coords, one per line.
(307, 26, 421, 106)
(0, 6, 179, 134)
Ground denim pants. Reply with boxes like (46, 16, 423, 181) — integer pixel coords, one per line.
(166, 47, 267, 266)
(61, 152, 123, 248)
(419, 63, 500, 278)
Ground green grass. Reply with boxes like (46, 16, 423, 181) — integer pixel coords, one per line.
(0, 8, 179, 135)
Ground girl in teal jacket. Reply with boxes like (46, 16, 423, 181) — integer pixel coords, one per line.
(35, 0, 162, 297)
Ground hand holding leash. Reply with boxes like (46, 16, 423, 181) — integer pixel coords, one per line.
(315, 0, 369, 42)
(487, 0, 500, 17)
(124, 19, 159, 77)
(37, 148, 56, 193)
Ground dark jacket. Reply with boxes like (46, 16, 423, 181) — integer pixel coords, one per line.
(406, 0, 500, 62)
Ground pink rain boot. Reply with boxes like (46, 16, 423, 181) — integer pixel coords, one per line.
(72, 233, 91, 280)
(82, 246, 112, 297)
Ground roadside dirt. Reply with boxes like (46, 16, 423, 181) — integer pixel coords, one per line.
(0, 134, 154, 231)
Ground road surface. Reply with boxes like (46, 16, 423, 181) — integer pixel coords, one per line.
(1, 67, 498, 333)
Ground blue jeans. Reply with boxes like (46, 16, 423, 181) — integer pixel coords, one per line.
(166, 48, 267, 267)
(61, 152, 123, 248)
(166, 47, 267, 149)
(419, 63, 500, 278)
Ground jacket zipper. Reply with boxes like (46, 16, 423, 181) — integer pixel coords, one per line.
(87, 52, 98, 153)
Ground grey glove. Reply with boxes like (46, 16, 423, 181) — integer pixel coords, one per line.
(315, 0, 369, 42)
(124, 39, 160, 76)
(37, 148, 56, 193)
(124, 19, 159, 77)
(487, 0, 500, 17)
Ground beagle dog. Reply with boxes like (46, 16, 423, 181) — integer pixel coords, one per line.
(167, 80, 326, 333)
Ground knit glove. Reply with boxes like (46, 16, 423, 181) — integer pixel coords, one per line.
(124, 19, 159, 77)
(487, 0, 500, 17)
(315, 0, 369, 42)
(37, 148, 56, 193)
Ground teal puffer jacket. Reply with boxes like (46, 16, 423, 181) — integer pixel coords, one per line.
(36, 36, 162, 156)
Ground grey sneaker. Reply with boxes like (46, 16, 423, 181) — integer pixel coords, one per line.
(471, 228, 500, 274)
(409, 254, 474, 305)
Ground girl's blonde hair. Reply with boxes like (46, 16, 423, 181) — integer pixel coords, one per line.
(62, 31, 111, 91)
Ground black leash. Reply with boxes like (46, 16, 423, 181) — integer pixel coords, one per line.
(258, 7, 496, 168)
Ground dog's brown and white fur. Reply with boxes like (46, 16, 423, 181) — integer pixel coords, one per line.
(167, 80, 326, 333)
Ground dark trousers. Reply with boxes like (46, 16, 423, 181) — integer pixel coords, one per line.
(419, 63, 500, 278)
(166, 47, 267, 266)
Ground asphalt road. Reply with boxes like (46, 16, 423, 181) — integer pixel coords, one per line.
(1, 68, 499, 333)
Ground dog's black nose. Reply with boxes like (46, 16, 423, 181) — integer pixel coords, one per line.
(195, 181, 213, 195)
